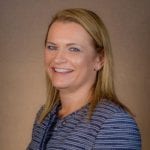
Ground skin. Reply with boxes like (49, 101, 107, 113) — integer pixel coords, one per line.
(45, 21, 103, 118)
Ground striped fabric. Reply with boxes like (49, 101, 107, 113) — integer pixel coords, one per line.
(27, 99, 141, 150)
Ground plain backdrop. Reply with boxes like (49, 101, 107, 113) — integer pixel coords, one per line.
(0, 0, 150, 149)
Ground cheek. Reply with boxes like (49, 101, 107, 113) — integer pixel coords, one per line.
(73, 55, 95, 71)
(44, 55, 49, 64)
(71, 55, 85, 66)
(44, 51, 52, 65)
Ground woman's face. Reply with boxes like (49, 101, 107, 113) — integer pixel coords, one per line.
(45, 21, 103, 93)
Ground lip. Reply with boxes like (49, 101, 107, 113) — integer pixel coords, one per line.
(51, 67, 74, 73)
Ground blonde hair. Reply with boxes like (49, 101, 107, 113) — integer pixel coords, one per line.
(39, 8, 129, 122)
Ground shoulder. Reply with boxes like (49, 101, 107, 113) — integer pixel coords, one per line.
(95, 99, 125, 114)
(93, 99, 136, 121)
(93, 99, 141, 149)
(93, 99, 141, 138)
(91, 99, 129, 124)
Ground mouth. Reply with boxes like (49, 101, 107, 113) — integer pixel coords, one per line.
(51, 67, 73, 73)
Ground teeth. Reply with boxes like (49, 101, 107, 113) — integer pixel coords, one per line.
(54, 68, 72, 73)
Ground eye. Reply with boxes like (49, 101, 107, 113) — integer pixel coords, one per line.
(46, 45, 57, 51)
(69, 47, 81, 52)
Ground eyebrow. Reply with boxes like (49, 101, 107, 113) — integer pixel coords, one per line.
(46, 41, 80, 47)
(46, 42, 57, 45)
(66, 43, 79, 47)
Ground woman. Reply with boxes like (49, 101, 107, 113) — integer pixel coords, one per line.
(27, 8, 141, 149)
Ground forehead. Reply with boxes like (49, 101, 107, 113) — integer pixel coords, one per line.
(47, 21, 94, 45)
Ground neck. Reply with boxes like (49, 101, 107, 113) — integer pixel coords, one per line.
(58, 87, 92, 118)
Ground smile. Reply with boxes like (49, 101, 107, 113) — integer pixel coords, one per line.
(53, 67, 73, 73)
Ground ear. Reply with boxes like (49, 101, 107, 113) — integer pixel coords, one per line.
(94, 51, 104, 71)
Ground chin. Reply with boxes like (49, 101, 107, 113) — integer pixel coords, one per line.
(52, 83, 69, 90)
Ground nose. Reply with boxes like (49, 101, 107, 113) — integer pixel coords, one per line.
(53, 50, 67, 64)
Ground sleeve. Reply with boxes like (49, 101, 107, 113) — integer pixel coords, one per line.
(26, 106, 44, 150)
(94, 112, 142, 150)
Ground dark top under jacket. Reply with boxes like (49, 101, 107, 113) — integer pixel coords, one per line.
(27, 99, 141, 150)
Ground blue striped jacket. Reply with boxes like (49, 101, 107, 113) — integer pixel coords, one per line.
(27, 99, 141, 149)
